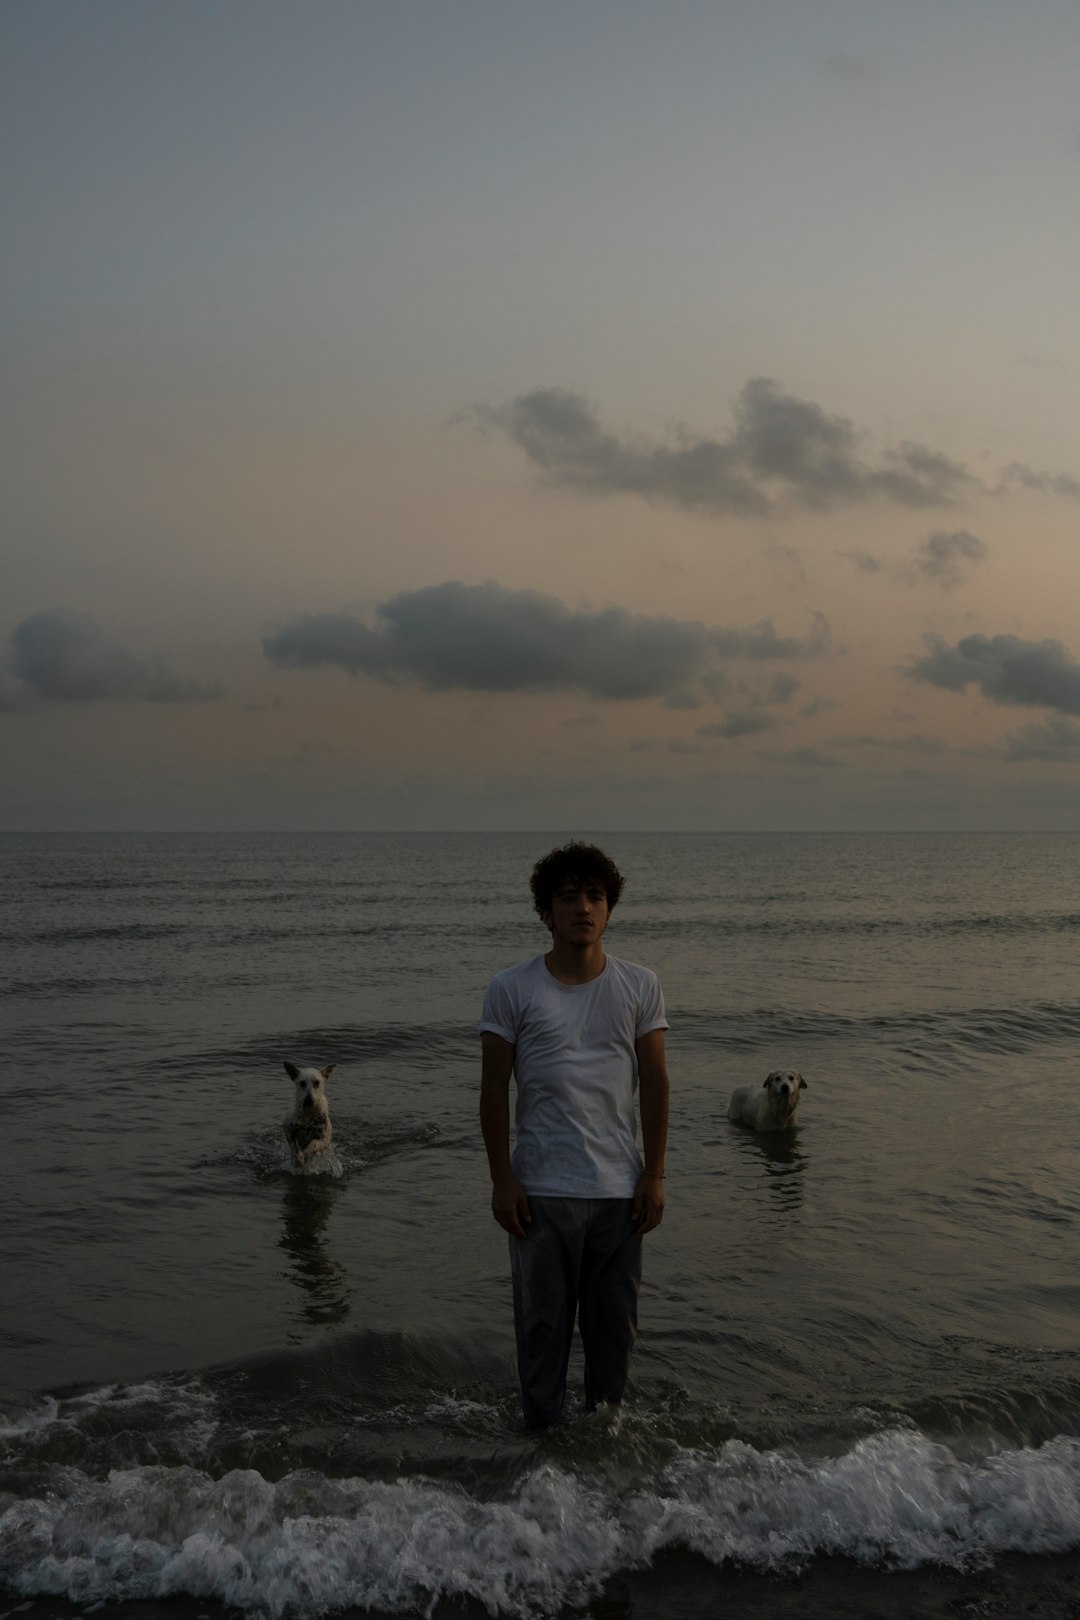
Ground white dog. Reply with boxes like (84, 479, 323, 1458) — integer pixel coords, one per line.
(283, 1061, 336, 1170)
(727, 1069, 807, 1131)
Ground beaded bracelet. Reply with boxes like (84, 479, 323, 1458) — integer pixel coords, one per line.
(642, 1169, 666, 1179)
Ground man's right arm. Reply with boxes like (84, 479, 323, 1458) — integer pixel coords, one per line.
(479, 1030, 532, 1239)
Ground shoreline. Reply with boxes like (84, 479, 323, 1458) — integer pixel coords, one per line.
(9, 1550, 1080, 1620)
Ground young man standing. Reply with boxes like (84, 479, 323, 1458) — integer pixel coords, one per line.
(479, 841, 670, 1428)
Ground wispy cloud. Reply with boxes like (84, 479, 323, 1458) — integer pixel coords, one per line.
(6, 612, 221, 706)
(1002, 717, 1080, 762)
(476, 379, 983, 517)
(911, 529, 989, 589)
(473, 387, 768, 516)
(997, 463, 1080, 500)
(0, 669, 30, 713)
(765, 672, 802, 704)
(841, 530, 989, 590)
(697, 711, 776, 739)
(756, 745, 847, 770)
(908, 632, 1080, 714)
(263, 581, 832, 704)
(798, 695, 838, 720)
(830, 732, 946, 754)
(840, 549, 886, 573)
(691, 669, 801, 741)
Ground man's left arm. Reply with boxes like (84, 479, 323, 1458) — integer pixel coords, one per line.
(633, 1027, 670, 1233)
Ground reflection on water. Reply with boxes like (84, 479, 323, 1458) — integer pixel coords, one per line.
(278, 1177, 352, 1335)
(729, 1124, 809, 1212)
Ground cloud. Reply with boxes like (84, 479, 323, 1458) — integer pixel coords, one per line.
(7, 612, 221, 705)
(908, 632, 1080, 714)
(263, 581, 832, 703)
(1002, 718, 1080, 762)
(889, 733, 947, 755)
(711, 611, 833, 660)
(0, 668, 31, 713)
(870, 442, 979, 508)
(756, 746, 847, 770)
(912, 529, 989, 589)
(843, 529, 989, 590)
(731, 378, 866, 505)
(799, 695, 840, 720)
(475, 387, 769, 516)
(765, 672, 801, 704)
(697, 711, 775, 739)
(840, 549, 885, 573)
(477, 379, 981, 517)
(765, 541, 808, 587)
(998, 463, 1080, 500)
(830, 732, 946, 754)
(693, 668, 802, 741)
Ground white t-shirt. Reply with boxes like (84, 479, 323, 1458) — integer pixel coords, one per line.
(480, 953, 668, 1198)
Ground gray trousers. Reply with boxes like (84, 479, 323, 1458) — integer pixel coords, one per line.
(509, 1196, 643, 1428)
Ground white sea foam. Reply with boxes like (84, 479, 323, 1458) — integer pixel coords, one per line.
(0, 1398, 61, 1439)
(0, 1380, 220, 1463)
(3, 1429, 1080, 1617)
(287, 1146, 344, 1179)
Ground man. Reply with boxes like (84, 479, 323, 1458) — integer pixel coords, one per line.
(479, 841, 670, 1428)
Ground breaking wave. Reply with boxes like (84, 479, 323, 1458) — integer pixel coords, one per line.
(4, 1429, 1080, 1617)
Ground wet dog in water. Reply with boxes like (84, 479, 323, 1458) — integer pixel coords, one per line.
(727, 1069, 807, 1131)
(283, 1062, 335, 1170)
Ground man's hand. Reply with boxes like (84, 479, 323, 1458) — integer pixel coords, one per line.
(632, 1171, 665, 1233)
(491, 1173, 532, 1239)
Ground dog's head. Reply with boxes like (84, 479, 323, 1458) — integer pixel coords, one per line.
(284, 1061, 334, 1116)
(763, 1069, 806, 1119)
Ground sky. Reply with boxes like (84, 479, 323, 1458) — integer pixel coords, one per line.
(4, 0, 1080, 831)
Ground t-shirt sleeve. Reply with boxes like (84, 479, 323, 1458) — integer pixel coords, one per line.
(479, 972, 518, 1044)
(635, 970, 669, 1037)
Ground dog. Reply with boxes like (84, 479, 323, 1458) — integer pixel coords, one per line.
(283, 1061, 336, 1171)
(727, 1069, 807, 1131)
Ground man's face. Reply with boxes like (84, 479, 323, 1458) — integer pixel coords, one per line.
(545, 879, 611, 947)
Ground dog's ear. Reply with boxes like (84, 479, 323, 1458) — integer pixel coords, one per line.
(763, 1071, 776, 1088)
(284, 1061, 300, 1080)
(798, 1073, 807, 1090)
(321, 1064, 335, 1081)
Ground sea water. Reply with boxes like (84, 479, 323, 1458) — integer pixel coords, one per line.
(3, 830, 1080, 1618)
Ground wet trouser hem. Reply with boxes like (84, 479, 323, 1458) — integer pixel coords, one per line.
(509, 1195, 643, 1429)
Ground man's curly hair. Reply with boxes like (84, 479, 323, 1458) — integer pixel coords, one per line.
(529, 842, 626, 919)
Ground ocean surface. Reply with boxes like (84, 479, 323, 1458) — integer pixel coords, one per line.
(3, 830, 1080, 1620)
